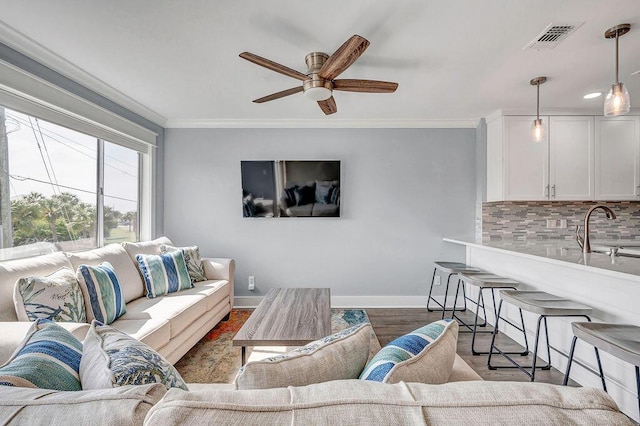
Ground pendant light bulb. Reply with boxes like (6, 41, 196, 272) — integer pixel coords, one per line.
(603, 24, 631, 117)
(532, 118, 545, 142)
(604, 82, 630, 116)
(530, 76, 547, 143)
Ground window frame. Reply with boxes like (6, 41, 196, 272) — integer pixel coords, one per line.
(0, 58, 157, 251)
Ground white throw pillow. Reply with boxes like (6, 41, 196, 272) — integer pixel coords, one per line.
(233, 323, 371, 390)
(80, 321, 188, 391)
(13, 267, 86, 322)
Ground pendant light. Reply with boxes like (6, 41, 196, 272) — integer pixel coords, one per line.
(530, 76, 547, 143)
(604, 24, 631, 117)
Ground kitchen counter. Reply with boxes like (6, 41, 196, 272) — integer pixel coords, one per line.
(444, 237, 640, 280)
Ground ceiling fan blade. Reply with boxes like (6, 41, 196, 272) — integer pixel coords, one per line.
(318, 96, 337, 115)
(240, 52, 308, 81)
(318, 35, 370, 80)
(253, 86, 304, 103)
(333, 79, 398, 93)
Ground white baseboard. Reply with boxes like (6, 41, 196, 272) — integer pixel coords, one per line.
(233, 295, 465, 309)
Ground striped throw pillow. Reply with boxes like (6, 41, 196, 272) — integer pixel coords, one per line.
(0, 319, 82, 391)
(359, 319, 458, 384)
(136, 250, 192, 299)
(77, 262, 127, 324)
(159, 244, 207, 283)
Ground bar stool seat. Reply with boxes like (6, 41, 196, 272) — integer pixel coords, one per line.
(453, 273, 526, 356)
(500, 291, 593, 317)
(427, 262, 481, 317)
(571, 323, 640, 366)
(488, 290, 594, 381)
(564, 322, 640, 418)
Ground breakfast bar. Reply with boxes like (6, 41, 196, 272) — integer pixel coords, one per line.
(444, 237, 640, 417)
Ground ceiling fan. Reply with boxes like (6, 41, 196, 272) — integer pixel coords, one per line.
(239, 35, 398, 115)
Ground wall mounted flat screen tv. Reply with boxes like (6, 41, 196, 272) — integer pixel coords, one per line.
(241, 160, 341, 218)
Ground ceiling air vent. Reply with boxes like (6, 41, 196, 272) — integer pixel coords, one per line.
(524, 22, 584, 49)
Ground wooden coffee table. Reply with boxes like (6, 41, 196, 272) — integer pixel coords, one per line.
(232, 288, 331, 365)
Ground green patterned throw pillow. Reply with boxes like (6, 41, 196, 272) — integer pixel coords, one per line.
(80, 321, 188, 391)
(14, 267, 86, 322)
(159, 244, 207, 283)
(0, 319, 83, 391)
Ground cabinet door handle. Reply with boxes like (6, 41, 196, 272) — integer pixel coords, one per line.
(551, 185, 556, 198)
(636, 186, 640, 197)
(545, 185, 550, 198)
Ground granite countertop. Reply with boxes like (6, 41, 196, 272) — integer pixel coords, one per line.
(444, 237, 640, 279)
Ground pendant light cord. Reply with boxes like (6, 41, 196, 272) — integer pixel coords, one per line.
(615, 30, 619, 84)
(536, 82, 540, 119)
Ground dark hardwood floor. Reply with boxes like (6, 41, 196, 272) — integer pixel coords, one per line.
(366, 308, 575, 386)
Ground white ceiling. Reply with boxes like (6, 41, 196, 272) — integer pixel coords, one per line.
(0, 0, 639, 127)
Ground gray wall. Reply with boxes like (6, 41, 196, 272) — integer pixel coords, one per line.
(164, 127, 476, 305)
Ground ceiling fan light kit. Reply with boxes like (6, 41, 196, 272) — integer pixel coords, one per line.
(603, 23, 631, 117)
(530, 76, 547, 143)
(240, 35, 398, 115)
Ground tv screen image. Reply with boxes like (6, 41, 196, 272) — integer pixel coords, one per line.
(241, 160, 341, 218)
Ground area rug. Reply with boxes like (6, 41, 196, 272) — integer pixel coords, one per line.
(174, 308, 381, 384)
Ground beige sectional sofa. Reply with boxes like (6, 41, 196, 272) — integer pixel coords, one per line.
(0, 237, 235, 365)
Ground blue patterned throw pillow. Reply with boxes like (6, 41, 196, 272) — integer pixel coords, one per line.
(76, 261, 126, 324)
(0, 319, 82, 391)
(136, 250, 192, 298)
(359, 319, 458, 384)
(80, 321, 188, 391)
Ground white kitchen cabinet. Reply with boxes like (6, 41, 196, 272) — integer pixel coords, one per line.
(548, 116, 595, 200)
(595, 116, 640, 200)
(487, 115, 594, 201)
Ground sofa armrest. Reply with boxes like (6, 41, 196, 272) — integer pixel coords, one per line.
(202, 258, 235, 309)
(201, 258, 235, 281)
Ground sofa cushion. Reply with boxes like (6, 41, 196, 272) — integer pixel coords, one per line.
(360, 319, 458, 384)
(145, 380, 633, 426)
(122, 236, 173, 260)
(0, 383, 166, 425)
(136, 251, 193, 298)
(160, 244, 207, 283)
(13, 267, 86, 322)
(80, 321, 188, 391)
(234, 323, 371, 390)
(0, 252, 72, 321)
(110, 318, 171, 350)
(0, 319, 82, 391)
(76, 262, 127, 324)
(311, 202, 339, 216)
(119, 289, 208, 338)
(66, 244, 144, 303)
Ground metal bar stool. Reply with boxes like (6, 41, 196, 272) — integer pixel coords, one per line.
(427, 262, 480, 319)
(487, 290, 593, 382)
(452, 273, 529, 356)
(564, 322, 640, 417)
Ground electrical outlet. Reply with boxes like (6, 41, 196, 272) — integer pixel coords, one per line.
(559, 219, 567, 229)
(546, 219, 557, 229)
(434, 276, 441, 286)
(248, 276, 255, 291)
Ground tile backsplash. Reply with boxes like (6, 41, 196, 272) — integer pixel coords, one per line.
(481, 201, 640, 241)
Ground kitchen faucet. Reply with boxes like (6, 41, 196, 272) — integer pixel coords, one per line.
(576, 205, 617, 253)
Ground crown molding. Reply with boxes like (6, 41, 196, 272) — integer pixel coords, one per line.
(0, 19, 167, 127)
(490, 107, 640, 117)
(165, 118, 481, 129)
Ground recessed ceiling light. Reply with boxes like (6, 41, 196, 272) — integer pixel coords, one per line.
(583, 92, 602, 99)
